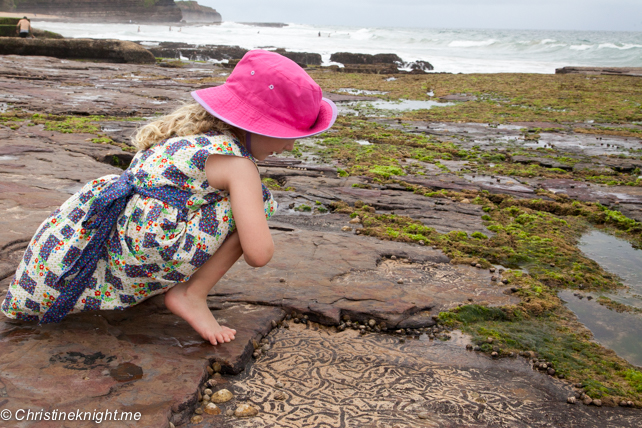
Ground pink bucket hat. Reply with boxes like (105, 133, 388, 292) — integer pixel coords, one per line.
(191, 50, 337, 139)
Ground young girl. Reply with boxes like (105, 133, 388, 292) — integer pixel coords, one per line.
(1, 50, 338, 346)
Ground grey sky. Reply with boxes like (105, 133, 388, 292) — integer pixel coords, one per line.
(199, 0, 642, 31)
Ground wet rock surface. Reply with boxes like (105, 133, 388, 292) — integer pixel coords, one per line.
(189, 323, 642, 428)
(0, 56, 640, 426)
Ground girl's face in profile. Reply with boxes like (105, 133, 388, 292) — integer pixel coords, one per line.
(249, 134, 296, 161)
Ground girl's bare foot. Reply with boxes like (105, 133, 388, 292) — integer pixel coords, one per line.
(165, 282, 236, 345)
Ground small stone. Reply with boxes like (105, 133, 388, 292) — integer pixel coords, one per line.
(466, 344, 473, 350)
(417, 412, 431, 419)
(271, 320, 277, 328)
(212, 362, 222, 373)
(253, 351, 261, 358)
(190, 415, 203, 424)
(283, 322, 289, 329)
(211, 389, 234, 404)
(202, 394, 210, 402)
(574, 383, 583, 388)
(502, 279, 509, 284)
(490, 275, 498, 281)
(489, 267, 496, 273)
(169, 423, 176, 428)
(204, 388, 212, 396)
(397, 279, 404, 284)
(225, 409, 234, 416)
(360, 329, 367, 335)
(583, 397, 593, 406)
(475, 263, 482, 268)
(470, 261, 477, 266)
(593, 399, 602, 407)
(341, 226, 352, 231)
(204, 403, 221, 415)
(399, 338, 405, 343)
(619, 400, 628, 407)
(491, 351, 498, 358)
(368, 319, 376, 327)
(486, 337, 494, 344)
(213, 372, 222, 379)
(567, 397, 576, 404)
(207, 366, 214, 375)
(275, 381, 284, 388)
(235, 404, 259, 418)
(510, 287, 519, 293)
(274, 391, 286, 400)
(473, 346, 481, 351)
(349, 217, 361, 224)
(391, 255, 397, 260)
(461, 199, 470, 204)
(194, 407, 204, 415)
(547, 368, 556, 376)
(207, 379, 217, 388)
(261, 344, 270, 352)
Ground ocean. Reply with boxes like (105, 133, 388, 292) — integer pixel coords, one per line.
(33, 21, 642, 74)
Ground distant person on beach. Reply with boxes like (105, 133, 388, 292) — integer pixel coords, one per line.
(0, 50, 337, 346)
(16, 17, 31, 38)
(138, 26, 140, 33)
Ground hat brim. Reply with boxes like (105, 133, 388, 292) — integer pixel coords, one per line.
(192, 85, 338, 139)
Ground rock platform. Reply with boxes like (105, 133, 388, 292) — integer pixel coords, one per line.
(0, 55, 640, 427)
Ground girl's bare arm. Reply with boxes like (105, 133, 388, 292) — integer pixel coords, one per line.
(204, 154, 274, 267)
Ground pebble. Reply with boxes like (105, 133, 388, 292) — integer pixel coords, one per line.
(213, 372, 222, 379)
(274, 391, 286, 400)
(391, 255, 397, 260)
(470, 261, 477, 267)
(486, 337, 494, 344)
(368, 319, 376, 327)
(225, 409, 234, 416)
(360, 329, 367, 335)
(474, 345, 481, 351)
(211, 389, 234, 404)
(253, 351, 261, 358)
(341, 226, 352, 231)
(204, 388, 212, 396)
(583, 397, 593, 406)
(235, 404, 259, 418)
(202, 394, 210, 402)
(279, 277, 286, 283)
(491, 351, 498, 358)
(206, 366, 213, 375)
(349, 217, 361, 224)
(501, 279, 509, 284)
(593, 399, 602, 407)
(417, 412, 431, 419)
(491, 275, 498, 281)
(466, 344, 473, 350)
(489, 267, 496, 273)
(567, 397, 576, 404)
(397, 279, 404, 284)
(207, 379, 217, 388)
(261, 344, 270, 352)
(190, 415, 203, 424)
(169, 423, 176, 428)
(212, 362, 222, 373)
(475, 263, 482, 268)
(271, 320, 278, 328)
(204, 403, 221, 415)
(460, 199, 470, 204)
(275, 381, 284, 388)
(194, 407, 204, 415)
(547, 368, 556, 376)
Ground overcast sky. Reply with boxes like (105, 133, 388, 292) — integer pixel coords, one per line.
(199, 0, 642, 31)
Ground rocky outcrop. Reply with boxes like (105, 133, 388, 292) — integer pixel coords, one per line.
(555, 67, 642, 77)
(175, 0, 221, 23)
(146, 43, 322, 66)
(330, 52, 403, 65)
(0, 38, 156, 63)
(1, 0, 182, 23)
(330, 52, 433, 73)
(0, 18, 64, 38)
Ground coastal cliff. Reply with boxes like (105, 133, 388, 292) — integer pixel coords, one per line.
(175, 1, 221, 23)
(0, 0, 182, 23)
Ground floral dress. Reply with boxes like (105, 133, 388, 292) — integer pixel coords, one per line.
(1, 131, 277, 322)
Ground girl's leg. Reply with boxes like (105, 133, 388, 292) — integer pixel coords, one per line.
(165, 231, 243, 345)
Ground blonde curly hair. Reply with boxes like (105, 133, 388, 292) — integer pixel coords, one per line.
(132, 103, 244, 151)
